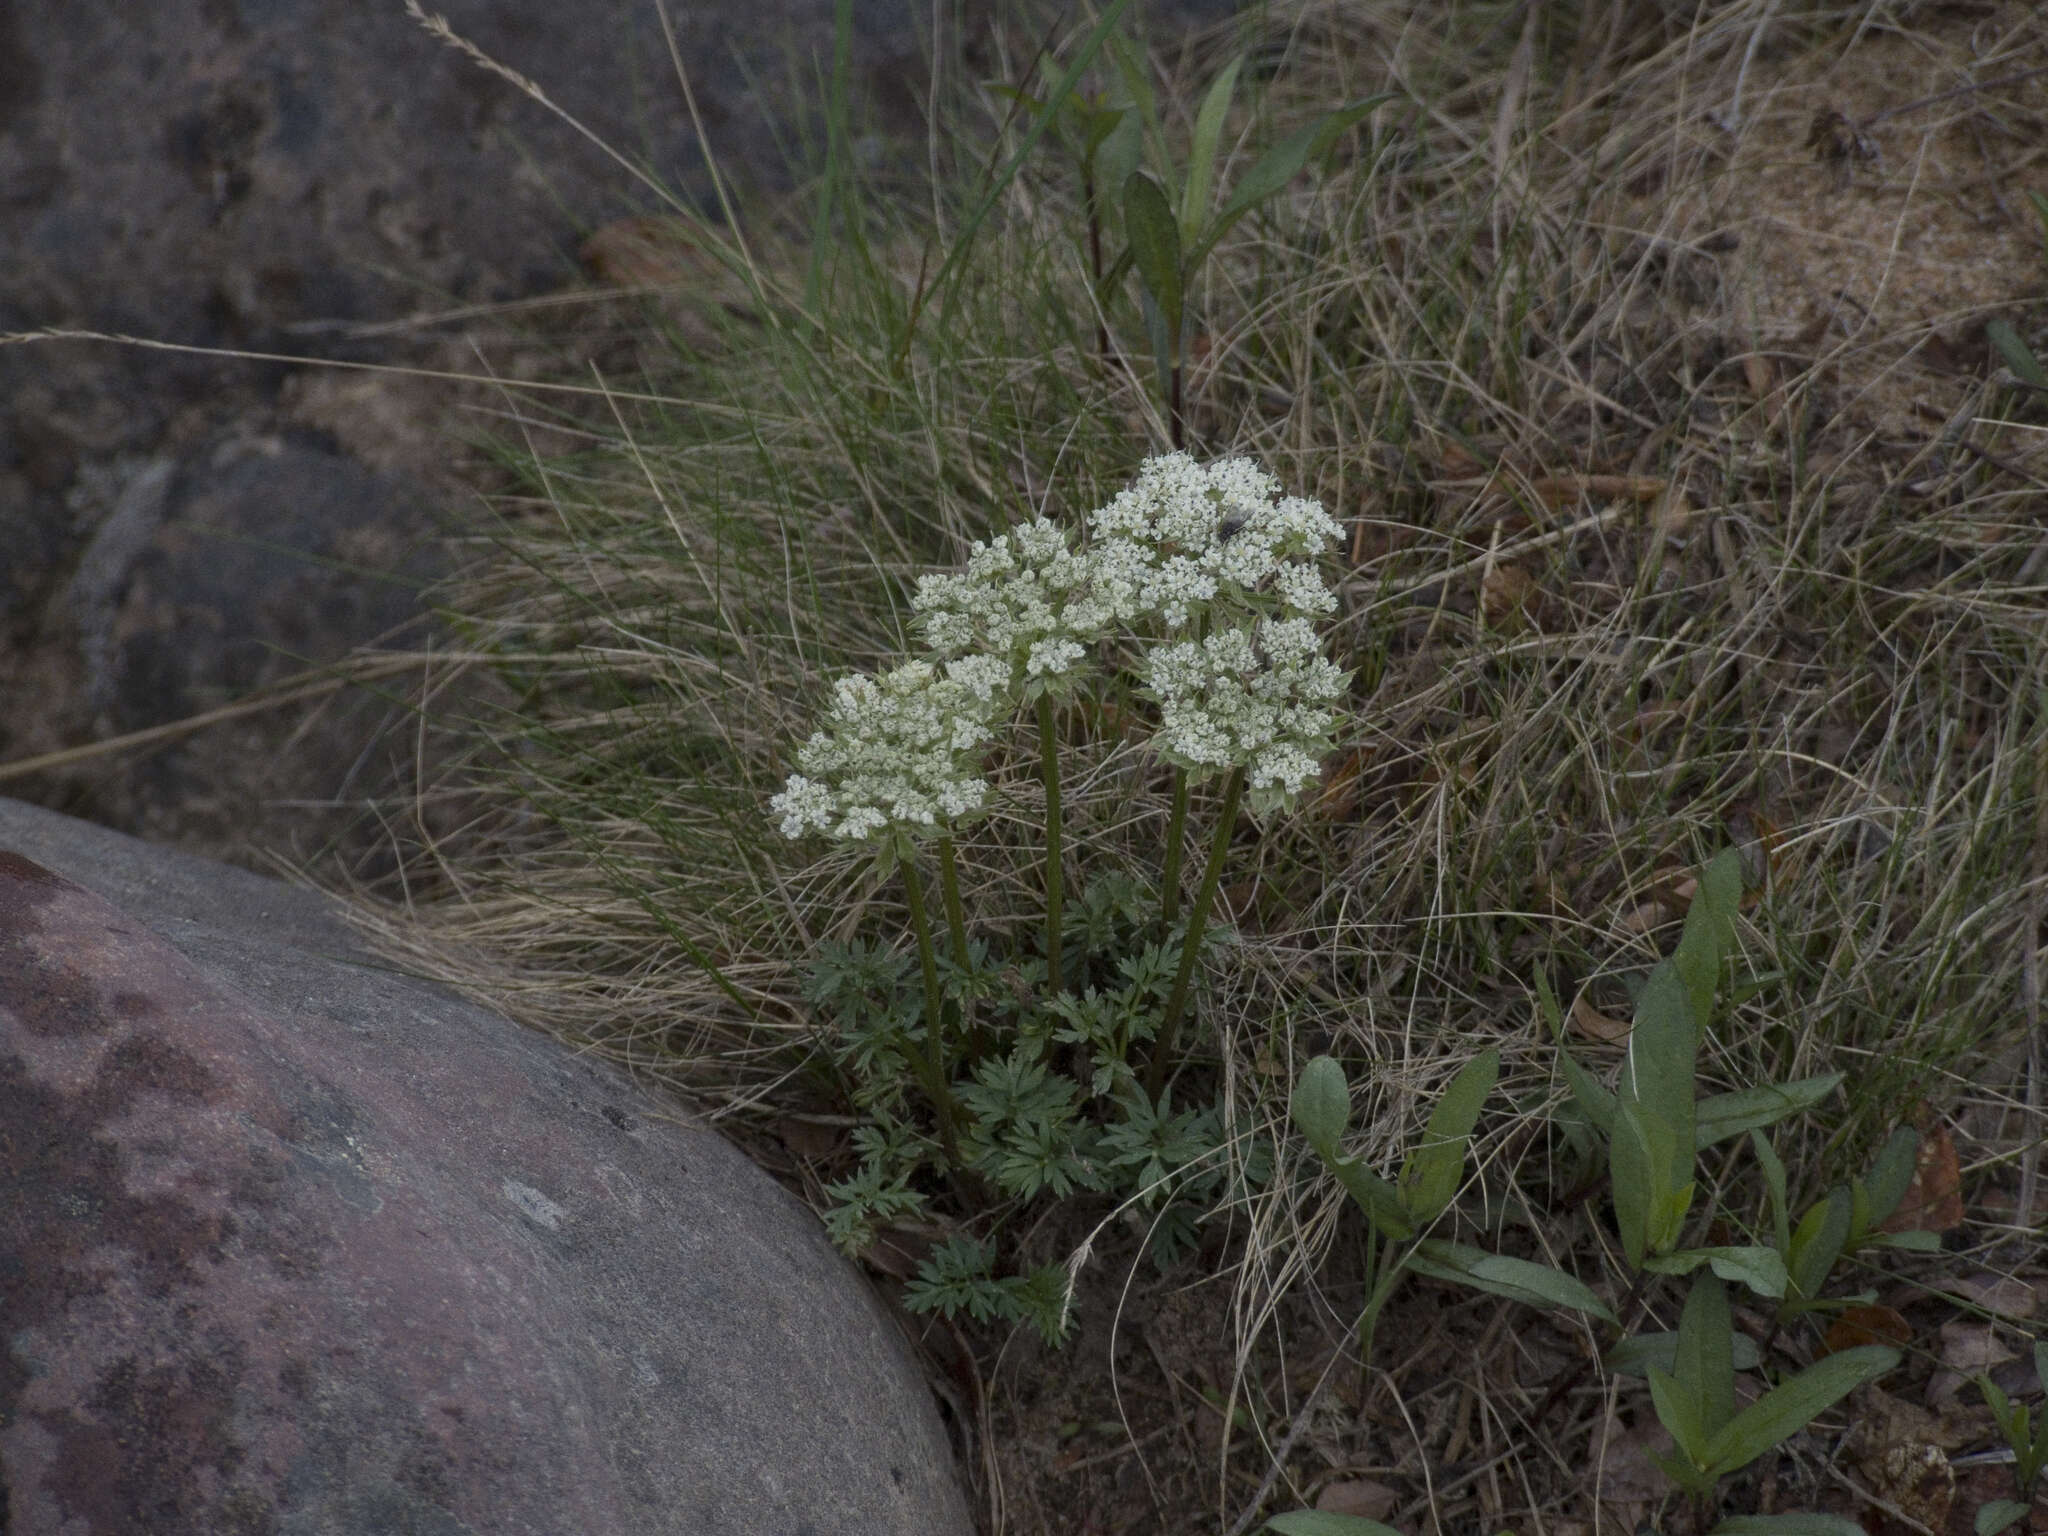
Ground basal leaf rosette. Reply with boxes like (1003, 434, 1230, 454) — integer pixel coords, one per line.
(770, 655, 1009, 866)
(1142, 616, 1349, 816)
(910, 517, 1105, 704)
(1085, 452, 1343, 632)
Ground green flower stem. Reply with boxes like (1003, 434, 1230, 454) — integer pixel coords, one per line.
(936, 836, 971, 970)
(1145, 764, 1244, 1102)
(1159, 767, 1190, 926)
(900, 857, 964, 1168)
(1036, 693, 1065, 996)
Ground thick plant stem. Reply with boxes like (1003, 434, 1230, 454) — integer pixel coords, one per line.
(937, 836, 971, 969)
(1145, 765, 1244, 1102)
(901, 858, 964, 1168)
(1036, 693, 1065, 995)
(1159, 768, 1190, 926)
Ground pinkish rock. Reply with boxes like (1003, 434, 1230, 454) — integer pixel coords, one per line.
(0, 794, 970, 1536)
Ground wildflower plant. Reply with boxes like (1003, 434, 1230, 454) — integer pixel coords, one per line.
(772, 452, 1347, 1340)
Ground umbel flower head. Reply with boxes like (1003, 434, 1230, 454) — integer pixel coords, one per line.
(771, 655, 1009, 850)
(1142, 615, 1349, 815)
(910, 517, 1104, 700)
(1085, 452, 1344, 631)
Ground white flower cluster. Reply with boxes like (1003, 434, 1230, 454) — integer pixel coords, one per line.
(770, 656, 1008, 844)
(910, 517, 1106, 689)
(773, 455, 1351, 844)
(1144, 616, 1348, 804)
(1086, 452, 1344, 629)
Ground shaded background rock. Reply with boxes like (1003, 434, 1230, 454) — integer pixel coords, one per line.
(0, 792, 973, 1535)
(0, 0, 949, 866)
(1, 0, 1237, 870)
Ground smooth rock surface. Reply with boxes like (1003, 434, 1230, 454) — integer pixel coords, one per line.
(0, 794, 971, 1536)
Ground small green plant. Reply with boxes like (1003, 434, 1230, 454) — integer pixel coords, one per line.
(1291, 1047, 1615, 1363)
(1974, 1341, 2048, 1536)
(774, 454, 1347, 1340)
(994, 26, 1385, 446)
(1285, 852, 1933, 1533)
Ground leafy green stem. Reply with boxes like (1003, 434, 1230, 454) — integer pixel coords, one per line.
(1037, 693, 1066, 996)
(1146, 764, 1244, 1101)
(1159, 767, 1190, 926)
(901, 856, 964, 1167)
(937, 834, 972, 969)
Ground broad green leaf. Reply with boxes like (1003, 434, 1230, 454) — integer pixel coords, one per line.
(1674, 1272, 1737, 1440)
(1673, 848, 1744, 1033)
(1696, 1075, 1845, 1149)
(1123, 171, 1183, 336)
(1330, 1155, 1414, 1241)
(1080, 103, 1128, 161)
(1180, 54, 1245, 242)
(1625, 963, 1701, 1139)
(1751, 1130, 1792, 1253)
(1292, 1057, 1413, 1238)
(1611, 1103, 1657, 1266)
(1702, 1345, 1899, 1474)
(1408, 1240, 1617, 1323)
(1979, 1372, 2015, 1425)
(1103, 31, 1159, 142)
(1714, 1517, 1871, 1536)
(1185, 96, 1392, 269)
(1092, 109, 1143, 235)
(1400, 1048, 1499, 1222)
(1291, 1056, 1353, 1148)
(1786, 1188, 1851, 1303)
(1540, 966, 1616, 1135)
(1974, 1502, 2032, 1536)
(1265, 1514, 1405, 1536)
(1647, 1363, 1711, 1466)
(1648, 1178, 1699, 1257)
(1645, 1246, 1789, 1301)
(1653, 1446, 1717, 1499)
(1858, 1128, 1920, 1229)
(1609, 1329, 1761, 1377)
(1989, 318, 2048, 390)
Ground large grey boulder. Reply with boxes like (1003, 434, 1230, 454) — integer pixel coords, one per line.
(0, 794, 972, 1536)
